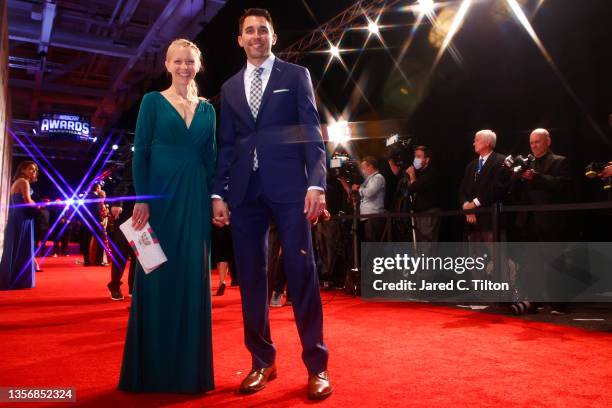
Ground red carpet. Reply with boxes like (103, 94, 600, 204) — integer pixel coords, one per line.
(1, 254, 611, 407)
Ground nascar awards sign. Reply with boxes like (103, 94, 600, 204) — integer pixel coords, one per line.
(39, 114, 92, 141)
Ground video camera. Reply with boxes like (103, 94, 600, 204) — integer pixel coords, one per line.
(585, 162, 611, 191)
(504, 154, 535, 175)
(385, 134, 412, 170)
(330, 152, 362, 185)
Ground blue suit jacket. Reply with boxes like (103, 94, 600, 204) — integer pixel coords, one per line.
(212, 58, 326, 207)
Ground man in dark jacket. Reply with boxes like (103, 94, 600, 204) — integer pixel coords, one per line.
(107, 164, 136, 300)
(514, 128, 571, 241)
(459, 129, 509, 242)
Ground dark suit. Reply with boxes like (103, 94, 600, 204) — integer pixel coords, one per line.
(107, 164, 136, 294)
(459, 152, 508, 236)
(514, 151, 571, 241)
(212, 57, 328, 374)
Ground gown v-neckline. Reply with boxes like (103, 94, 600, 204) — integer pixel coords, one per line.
(158, 92, 201, 131)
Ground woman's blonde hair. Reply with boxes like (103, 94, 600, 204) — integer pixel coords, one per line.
(166, 38, 203, 102)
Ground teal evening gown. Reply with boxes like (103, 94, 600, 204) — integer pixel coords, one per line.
(119, 92, 216, 393)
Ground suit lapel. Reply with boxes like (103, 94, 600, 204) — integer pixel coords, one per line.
(256, 58, 285, 123)
(231, 66, 254, 125)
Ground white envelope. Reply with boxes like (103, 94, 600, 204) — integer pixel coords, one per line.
(119, 218, 168, 274)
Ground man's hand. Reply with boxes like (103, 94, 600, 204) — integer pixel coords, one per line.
(466, 214, 477, 224)
(110, 206, 123, 219)
(522, 169, 535, 181)
(304, 189, 326, 221)
(351, 184, 360, 192)
(406, 165, 416, 182)
(598, 164, 612, 178)
(212, 198, 230, 227)
(463, 201, 476, 211)
(132, 203, 150, 231)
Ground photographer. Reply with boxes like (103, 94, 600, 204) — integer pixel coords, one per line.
(510, 129, 572, 315)
(340, 156, 386, 242)
(405, 146, 442, 245)
(513, 129, 571, 241)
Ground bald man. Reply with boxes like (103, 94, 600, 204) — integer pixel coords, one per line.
(511, 129, 573, 314)
(515, 128, 572, 240)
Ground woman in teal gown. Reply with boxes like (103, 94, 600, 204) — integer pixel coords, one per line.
(0, 161, 39, 290)
(119, 39, 215, 393)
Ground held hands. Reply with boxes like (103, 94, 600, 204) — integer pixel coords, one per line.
(212, 198, 230, 227)
(351, 184, 360, 192)
(132, 203, 150, 231)
(304, 190, 326, 221)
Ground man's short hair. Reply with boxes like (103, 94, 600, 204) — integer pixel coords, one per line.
(476, 129, 497, 149)
(531, 128, 551, 141)
(361, 156, 378, 169)
(239, 8, 274, 34)
(414, 145, 432, 159)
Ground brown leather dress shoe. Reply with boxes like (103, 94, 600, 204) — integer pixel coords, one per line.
(308, 371, 333, 400)
(239, 364, 277, 394)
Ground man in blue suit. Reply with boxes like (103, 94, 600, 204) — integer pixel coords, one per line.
(211, 8, 332, 400)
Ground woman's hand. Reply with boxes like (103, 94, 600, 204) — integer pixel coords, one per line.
(132, 203, 150, 231)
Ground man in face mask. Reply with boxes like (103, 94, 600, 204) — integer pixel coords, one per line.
(405, 146, 442, 245)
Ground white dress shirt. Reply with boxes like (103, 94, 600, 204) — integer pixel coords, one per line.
(244, 54, 276, 102)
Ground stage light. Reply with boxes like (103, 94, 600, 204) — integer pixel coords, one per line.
(112, 144, 118, 150)
(92, 137, 98, 143)
(66, 198, 74, 206)
(32, 128, 37, 135)
(368, 21, 380, 35)
(329, 45, 340, 59)
(131, 146, 135, 152)
(327, 120, 351, 144)
(416, 0, 436, 15)
(77, 199, 85, 206)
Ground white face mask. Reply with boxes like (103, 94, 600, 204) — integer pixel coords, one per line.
(413, 157, 423, 170)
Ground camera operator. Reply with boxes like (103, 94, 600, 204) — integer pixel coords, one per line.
(405, 146, 442, 245)
(383, 159, 403, 211)
(339, 156, 386, 242)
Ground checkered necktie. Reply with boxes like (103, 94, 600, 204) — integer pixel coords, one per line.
(249, 67, 264, 170)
